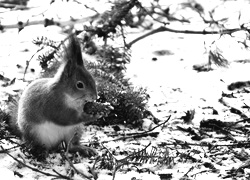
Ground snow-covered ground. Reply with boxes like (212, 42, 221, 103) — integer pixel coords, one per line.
(1, 0, 250, 179)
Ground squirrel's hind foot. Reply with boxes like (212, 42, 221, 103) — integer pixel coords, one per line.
(21, 142, 49, 161)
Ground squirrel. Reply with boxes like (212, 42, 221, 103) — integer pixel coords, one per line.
(13, 34, 98, 156)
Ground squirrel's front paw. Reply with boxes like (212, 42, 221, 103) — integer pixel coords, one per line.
(69, 145, 97, 157)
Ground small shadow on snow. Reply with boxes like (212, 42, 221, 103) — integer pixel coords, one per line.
(153, 50, 174, 56)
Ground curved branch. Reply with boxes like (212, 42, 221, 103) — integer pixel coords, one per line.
(127, 26, 245, 48)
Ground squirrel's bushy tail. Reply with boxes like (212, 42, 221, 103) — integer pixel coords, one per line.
(5, 97, 22, 137)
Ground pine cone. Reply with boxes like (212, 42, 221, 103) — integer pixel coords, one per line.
(83, 102, 113, 117)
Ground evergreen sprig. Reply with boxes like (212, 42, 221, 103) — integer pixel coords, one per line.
(37, 51, 57, 69)
(129, 146, 173, 166)
(0, 109, 10, 139)
(85, 0, 141, 39)
(32, 36, 60, 70)
(99, 143, 173, 172)
(95, 45, 131, 74)
(33, 36, 59, 50)
(95, 81, 149, 127)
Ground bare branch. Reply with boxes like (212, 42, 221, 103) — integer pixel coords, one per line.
(127, 26, 246, 48)
(0, 146, 70, 179)
(23, 47, 44, 81)
(1, 14, 99, 30)
(62, 133, 93, 180)
(101, 116, 171, 143)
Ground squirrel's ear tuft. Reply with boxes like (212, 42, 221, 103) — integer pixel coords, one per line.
(65, 34, 84, 66)
(61, 34, 84, 78)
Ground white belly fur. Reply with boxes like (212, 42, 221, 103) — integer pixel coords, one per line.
(32, 121, 81, 149)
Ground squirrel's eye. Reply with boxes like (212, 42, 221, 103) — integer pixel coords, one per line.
(76, 81, 84, 89)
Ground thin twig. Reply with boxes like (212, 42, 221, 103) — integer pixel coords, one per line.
(23, 46, 44, 81)
(119, 25, 127, 47)
(143, 3, 170, 26)
(183, 166, 194, 177)
(90, 156, 100, 180)
(84, 5, 100, 14)
(0, 145, 21, 153)
(101, 115, 171, 143)
(234, 118, 250, 125)
(190, 170, 210, 178)
(99, 143, 118, 180)
(62, 133, 93, 179)
(157, 141, 250, 148)
(0, 146, 70, 179)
